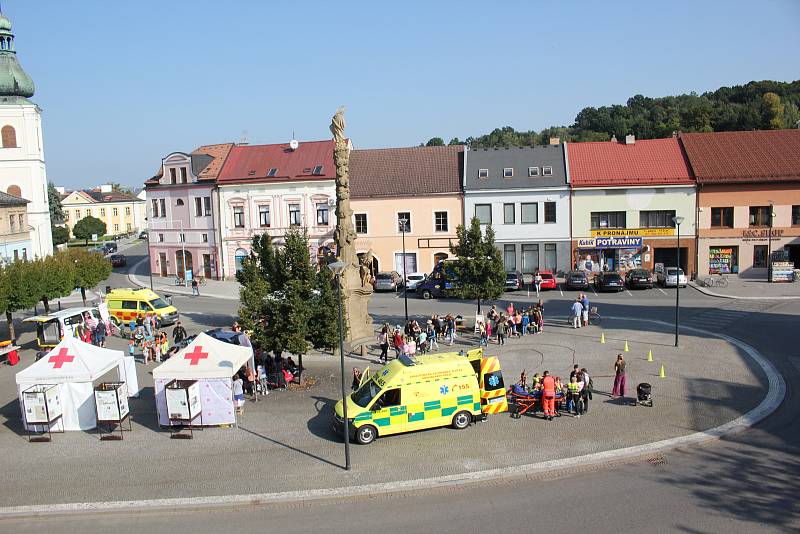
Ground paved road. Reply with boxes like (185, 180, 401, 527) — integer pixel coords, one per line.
(3, 244, 797, 532)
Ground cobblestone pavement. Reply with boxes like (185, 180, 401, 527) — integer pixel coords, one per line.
(0, 315, 767, 507)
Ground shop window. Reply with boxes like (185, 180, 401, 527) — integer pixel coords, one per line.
(640, 210, 676, 228)
(521, 244, 539, 273)
(474, 204, 492, 224)
(749, 206, 771, 227)
(711, 207, 734, 228)
(503, 244, 516, 271)
(591, 211, 626, 229)
(503, 203, 515, 224)
(521, 203, 538, 224)
(708, 246, 738, 274)
(753, 245, 768, 268)
(792, 205, 800, 226)
(544, 202, 556, 223)
(355, 213, 368, 234)
(395, 253, 417, 275)
(544, 243, 557, 271)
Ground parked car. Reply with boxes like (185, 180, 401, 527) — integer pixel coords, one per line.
(564, 271, 589, 290)
(102, 241, 118, 254)
(138, 230, 148, 240)
(625, 268, 653, 289)
(538, 270, 558, 290)
(373, 271, 404, 292)
(110, 254, 127, 268)
(595, 272, 625, 292)
(505, 271, 523, 291)
(405, 272, 427, 292)
(657, 267, 688, 288)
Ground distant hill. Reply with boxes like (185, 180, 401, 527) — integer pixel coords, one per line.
(426, 80, 800, 148)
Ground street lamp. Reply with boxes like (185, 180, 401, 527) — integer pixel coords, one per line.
(672, 215, 685, 347)
(399, 217, 409, 323)
(767, 201, 775, 283)
(327, 260, 351, 471)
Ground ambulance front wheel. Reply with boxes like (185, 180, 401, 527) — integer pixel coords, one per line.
(452, 411, 472, 430)
(355, 424, 377, 445)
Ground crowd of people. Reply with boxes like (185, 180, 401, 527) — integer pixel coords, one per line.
(477, 301, 546, 346)
(126, 313, 173, 364)
(74, 312, 114, 348)
(511, 364, 593, 420)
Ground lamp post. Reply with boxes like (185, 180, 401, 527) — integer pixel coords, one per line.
(399, 217, 409, 323)
(327, 260, 351, 471)
(672, 215, 684, 347)
(767, 201, 774, 283)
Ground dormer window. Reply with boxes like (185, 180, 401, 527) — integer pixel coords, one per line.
(503, 168, 514, 178)
(478, 169, 489, 179)
(303, 167, 312, 174)
(267, 168, 278, 177)
(248, 170, 256, 176)
(542, 166, 553, 176)
(313, 165, 324, 175)
(169, 168, 177, 184)
(528, 167, 540, 177)
(180, 167, 188, 183)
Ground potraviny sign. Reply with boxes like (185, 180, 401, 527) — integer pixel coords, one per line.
(578, 236, 643, 249)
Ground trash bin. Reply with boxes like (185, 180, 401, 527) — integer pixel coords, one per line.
(7, 349, 18, 366)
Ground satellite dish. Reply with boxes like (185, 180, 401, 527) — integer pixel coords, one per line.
(289, 139, 299, 150)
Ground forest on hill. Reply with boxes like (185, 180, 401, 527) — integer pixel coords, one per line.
(424, 80, 800, 148)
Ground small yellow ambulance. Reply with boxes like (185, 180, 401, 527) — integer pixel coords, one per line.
(105, 288, 179, 327)
(333, 348, 507, 444)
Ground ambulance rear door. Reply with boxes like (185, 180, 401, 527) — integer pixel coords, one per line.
(479, 356, 508, 414)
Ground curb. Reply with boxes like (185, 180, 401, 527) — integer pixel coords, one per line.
(688, 280, 800, 300)
(0, 317, 785, 519)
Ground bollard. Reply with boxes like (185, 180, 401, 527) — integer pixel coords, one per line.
(659, 365, 666, 378)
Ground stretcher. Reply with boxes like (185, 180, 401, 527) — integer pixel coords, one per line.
(507, 385, 563, 419)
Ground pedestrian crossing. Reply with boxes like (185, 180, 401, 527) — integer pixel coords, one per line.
(686, 299, 776, 333)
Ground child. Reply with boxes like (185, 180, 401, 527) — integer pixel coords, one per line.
(478, 321, 488, 347)
(521, 313, 530, 337)
(128, 320, 136, 339)
(154, 341, 162, 363)
(128, 339, 135, 360)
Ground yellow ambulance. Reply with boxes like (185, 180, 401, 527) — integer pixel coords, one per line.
(105, 288, 180, 327)
(334, 348, 507, 444)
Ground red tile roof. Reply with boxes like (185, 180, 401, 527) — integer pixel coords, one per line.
(192, 143, 234, 180)
(680, 130, 800, 184)
(217, 140, 335, 184)
(350, 145, 463, 199)
(567, 137, 693, 187)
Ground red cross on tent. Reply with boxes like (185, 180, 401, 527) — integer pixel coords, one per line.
(48, 347, 75, 369)
(184, 345, 209, 366)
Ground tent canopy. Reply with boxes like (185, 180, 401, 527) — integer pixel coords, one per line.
(16, 336, 124, 386)
(153, 332, 253, 380)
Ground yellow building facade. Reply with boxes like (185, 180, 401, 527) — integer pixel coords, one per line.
(61, 186, 146, 237)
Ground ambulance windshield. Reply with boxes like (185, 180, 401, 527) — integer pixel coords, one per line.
(352, 379, 382, 408)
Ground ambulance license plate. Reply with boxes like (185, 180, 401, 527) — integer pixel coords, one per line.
(488, 397, 503, 405)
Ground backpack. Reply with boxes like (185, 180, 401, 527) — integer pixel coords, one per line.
(96, 321, 107, 336)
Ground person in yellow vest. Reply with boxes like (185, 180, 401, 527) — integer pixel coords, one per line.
(567, 376, 581, 417)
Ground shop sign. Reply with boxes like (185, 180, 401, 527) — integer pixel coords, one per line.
(577, 238, 596, 249)
(595, 236, 643, 249)
(591, 228, 675, 237)
(741, 229, 783, 239)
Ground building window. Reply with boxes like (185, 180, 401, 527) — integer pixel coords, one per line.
(503, 244, 516, 270)
(749, 206, 771, 227)
(113, 207, 119, 216)
(503, 203, 515, 224)
(793, 206, 800, 226)
(22, 248, 27, 260)
(18, 214, 23, 227)
(711, 207, 734, 228)
(544, 202, 556, 223)
(542, 166, 553, 176)
(180, 167, 188, 183)
(591, 211, 626, 229)
(640, 210, 676, 228)
(478, 169, 489, 179)
(1, 125, 17, 148)
(9, 215, 14, 231)
(158, 233, 164, 242)
(355, 213, 368, 234)
(397, 212, 411, 233)
(474, 204, 492, 225)
(259, 205, 271, 227)
(434, 211, 448, 232)
(64, 212, 69, 221)
(521, 244, 539, 274)
(316, 203, 329, 226)
(204, 197, 212, 216)
(289, 204, 301, 226)
(13, 250, 17, 261)
(75, 210, 81, 219)
(159, 199, 166, 217)
(753, 245, 768, 268)
(152, 199, 159, 218)
(503, 168, 513, 178)
(233, 206, 245, 228)
(235, 248, 248, 272)
(126, 223, 132, 231)
(125, 206, 131, 215)
(86, 209, 92, 217)
(202, 233, 208, 243)
(179, 233, 185, 243)
(544, 243, 557, 270)
(395, 252, 417, 275)
(100, 208, 106, 217)
(176, 199, 184, 207)
(169, 168, 176, 184)
(521, 203, 538, 224)
(114, 224, 119, 232)
(194, 197, 203, 216)
(528, 167, 539, 177)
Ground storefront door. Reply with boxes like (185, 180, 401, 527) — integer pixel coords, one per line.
(708, 246, 738, 274)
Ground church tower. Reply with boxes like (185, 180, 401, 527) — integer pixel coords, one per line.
(0, 11, 53, 258)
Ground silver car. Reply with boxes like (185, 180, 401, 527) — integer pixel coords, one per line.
(373, 271, 403, 292)
(405, 272, 427, 292)
(658, 267, 688, 287)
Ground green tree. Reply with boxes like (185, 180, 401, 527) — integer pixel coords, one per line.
(52, 225, 69, 246)
(68, 248, 112, 305)
(308, 265, 341, 352)
(0, 261, 38, 341)
(28, 254, 75, 312)
(762, 92, 785, 129)
(72, 215, 107, 245)
(47, 182, 64, 224)
(448, 137, 464, 145)
(449, 216, 506, 313)
(425, 137, 445, 146)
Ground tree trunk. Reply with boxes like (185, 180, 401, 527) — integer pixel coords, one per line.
(6, 310, 14, 342)
(42, 297, 50, 314)
(81, 287, 87, 306)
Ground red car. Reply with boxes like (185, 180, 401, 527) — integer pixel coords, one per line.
(537, 270, 557, 290)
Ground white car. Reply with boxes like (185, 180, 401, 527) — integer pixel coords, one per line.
(405, 272, 427, 292)
(658, 267, 688, 287)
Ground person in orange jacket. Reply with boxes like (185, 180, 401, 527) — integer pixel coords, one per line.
(541, 371, 556, 421)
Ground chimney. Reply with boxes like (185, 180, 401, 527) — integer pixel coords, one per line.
(549, 137, 560, 145)
(624, 134, 636, 145)
(610, 135, 617, 143)
(100, 184, 113, 193)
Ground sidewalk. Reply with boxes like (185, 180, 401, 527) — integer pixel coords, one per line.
(127, 258, 240, 300)
(690, 276, 800, 300)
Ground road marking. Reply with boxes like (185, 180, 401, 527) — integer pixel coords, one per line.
(559, 285, 563, 297)
(657, 287, 667, 296)
(625, 289, 633, 297)
(590, 284, 597, 296)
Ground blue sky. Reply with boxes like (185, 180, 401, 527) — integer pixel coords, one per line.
(7, 0, 800, 189)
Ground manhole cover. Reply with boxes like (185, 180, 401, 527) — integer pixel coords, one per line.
(647, 455, 667, 466)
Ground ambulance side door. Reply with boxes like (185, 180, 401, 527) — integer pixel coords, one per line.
(368, 388, 403, 435)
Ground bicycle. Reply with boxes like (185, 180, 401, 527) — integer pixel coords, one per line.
(194, 276, 208, 287)
(588, 306, 602, 324)
(703, 274, 729, 288)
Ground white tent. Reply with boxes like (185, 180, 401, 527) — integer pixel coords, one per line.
(15, 336, 138, 431)
(153, 332, 253, 426)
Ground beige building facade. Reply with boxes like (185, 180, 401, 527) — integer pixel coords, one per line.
(61, 185, 146, 237)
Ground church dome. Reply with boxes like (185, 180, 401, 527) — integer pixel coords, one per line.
(0, 13, 34, 99)
(0, 15, 11, 32)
